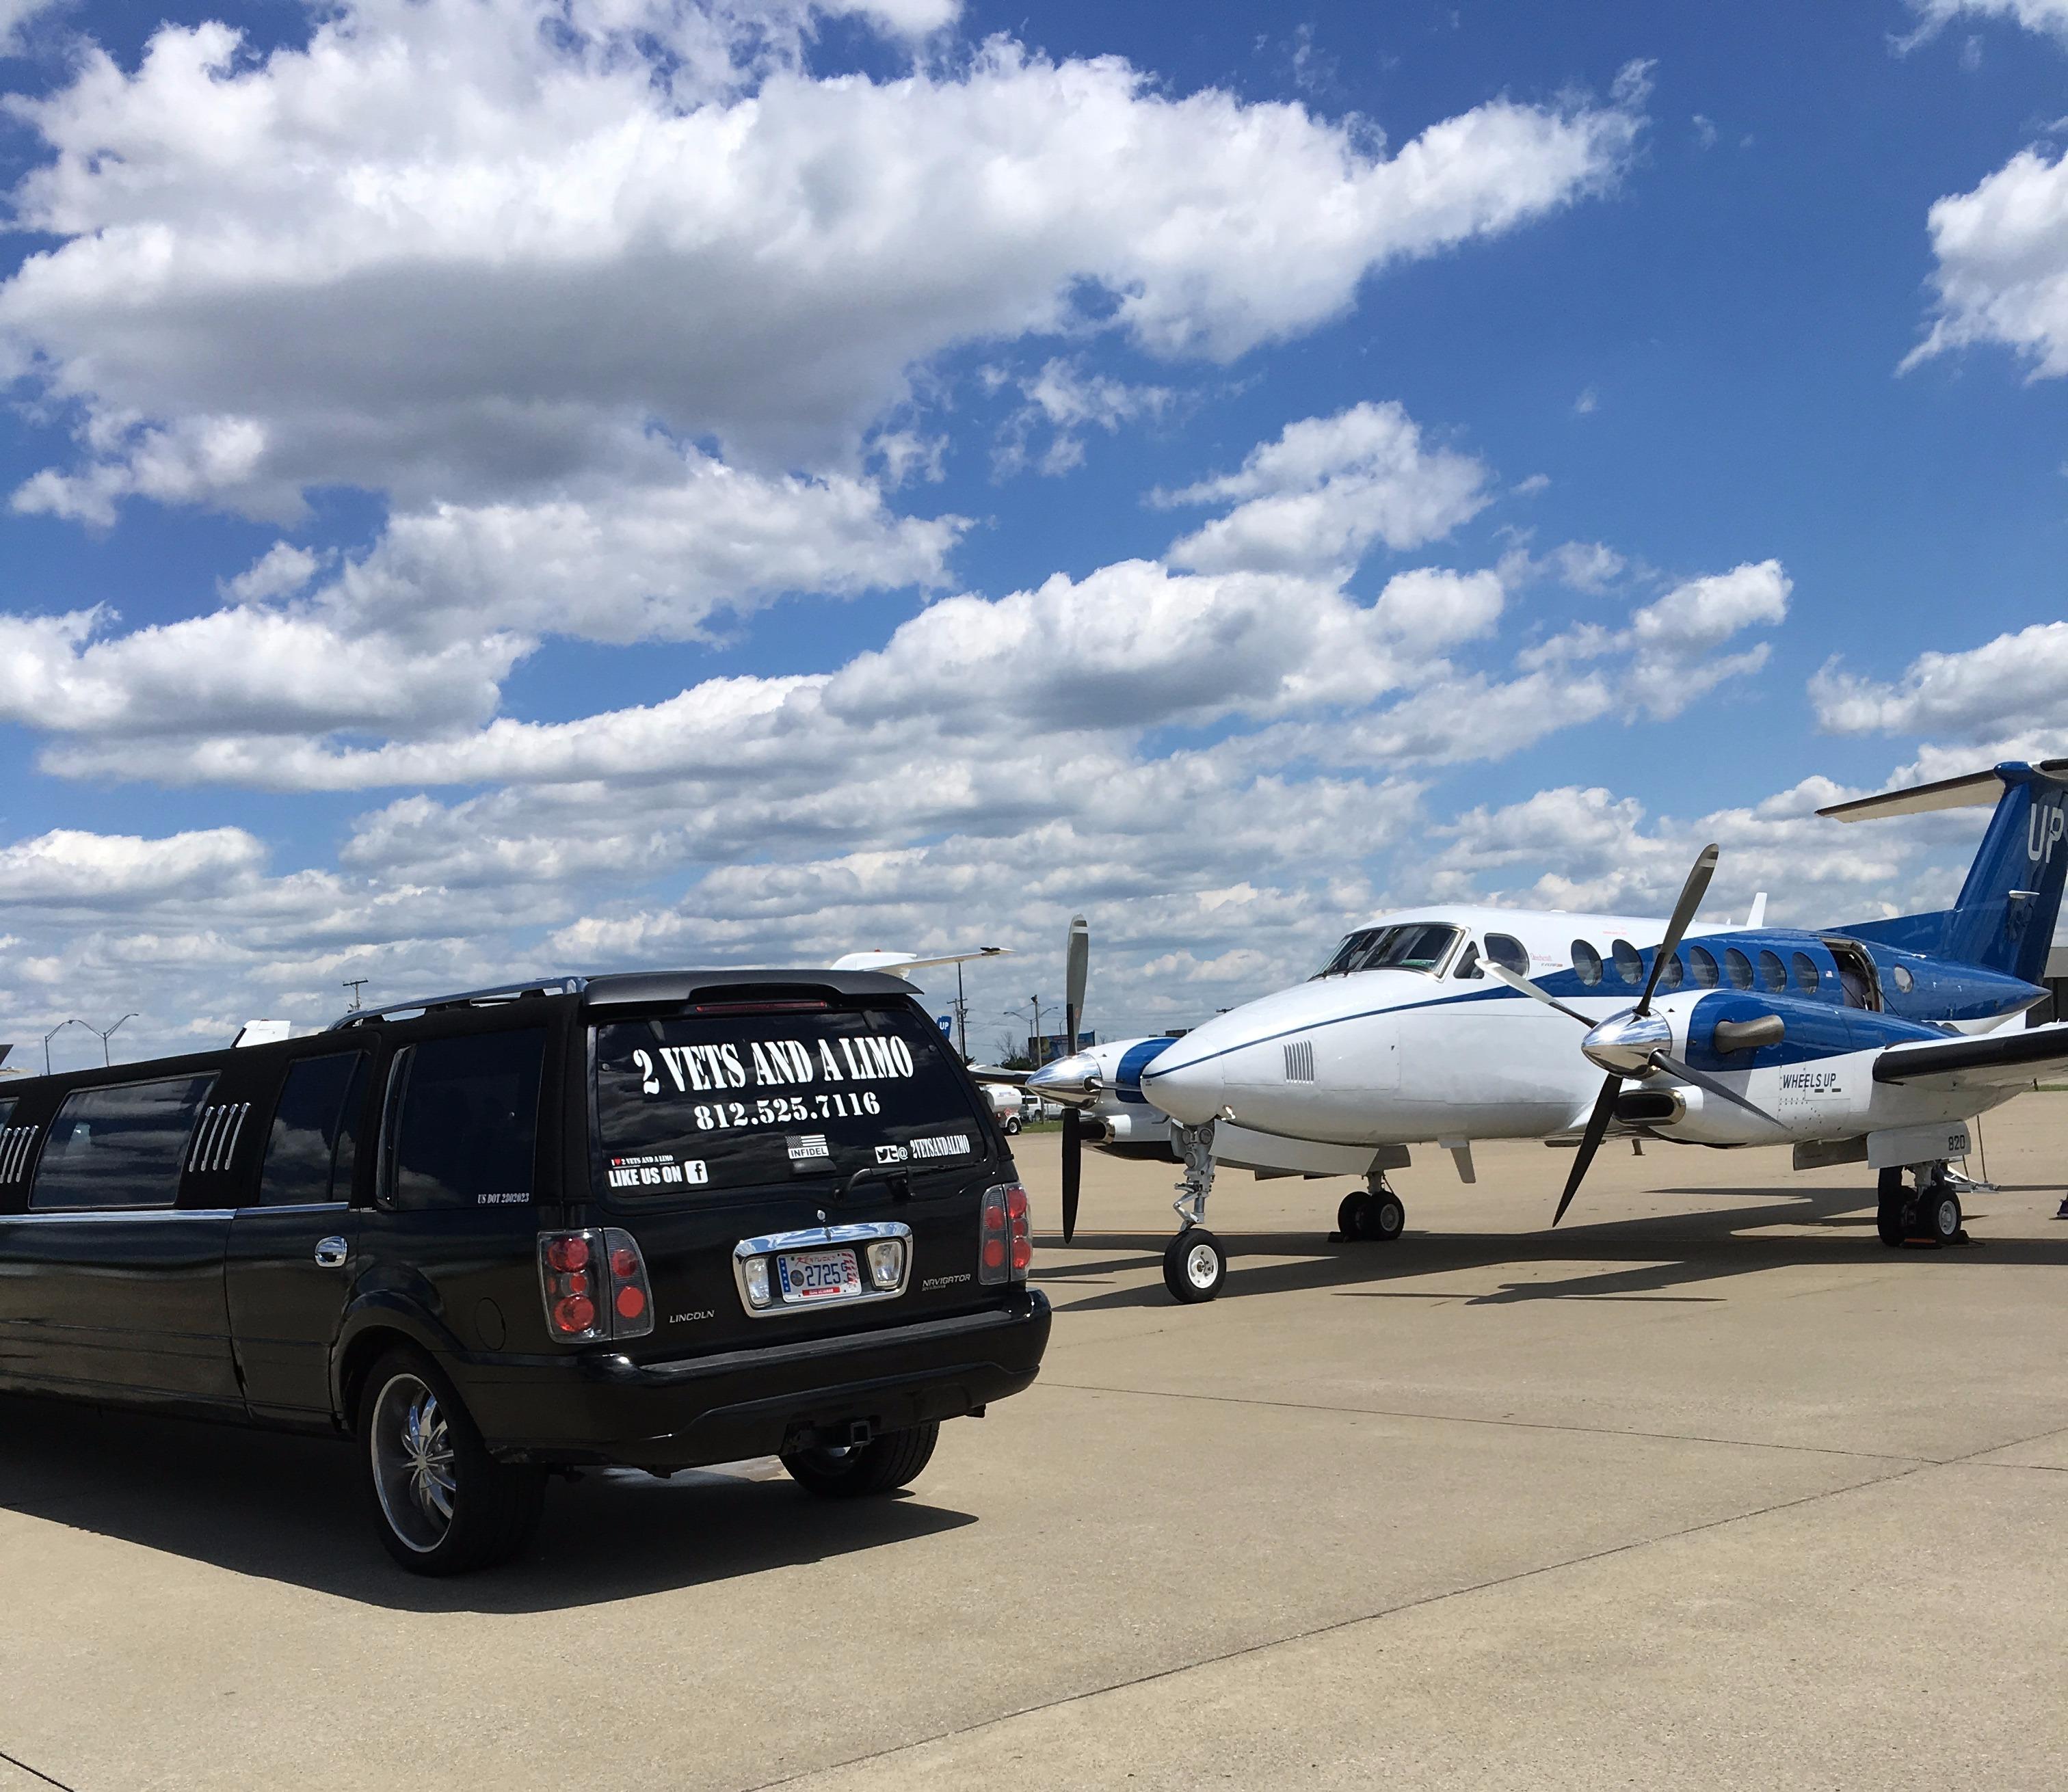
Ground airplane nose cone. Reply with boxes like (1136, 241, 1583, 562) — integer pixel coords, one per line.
(1026, 1053, 1102, 1106)
(1138, 1049, 1221, 1125)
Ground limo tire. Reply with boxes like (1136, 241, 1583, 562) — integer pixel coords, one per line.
(358, 1346, 546, 1574)
(780, 1420, 940, 1498)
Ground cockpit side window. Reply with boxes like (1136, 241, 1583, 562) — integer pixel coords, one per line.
(1483, 934, 1530, 976)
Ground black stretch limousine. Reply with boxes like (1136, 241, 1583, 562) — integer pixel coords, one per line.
(0, 970, 1051, 1573)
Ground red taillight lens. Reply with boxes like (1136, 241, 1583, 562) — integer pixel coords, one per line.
(979, 1183, 1031, 1286)
(540, 1228, 654, 1342)
(1005, 1183, 1031, 1281)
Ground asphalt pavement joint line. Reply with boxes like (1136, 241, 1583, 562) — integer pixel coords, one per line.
(0, 1748, 77, 1791)
(1038, 1377, 1948, 1467)
(748, 1450, 1953, 1792)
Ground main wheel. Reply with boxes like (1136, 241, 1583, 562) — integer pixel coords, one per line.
(358, 1348, 546, 1575)
(782, 1421, 940, 1498)
(1917, 1180, 1963, 1248)
(1163, 1228, 1227, 1302)
(1336, 1191, 1366, 1238)
(1875, 1166, 1909, 1249)
(1368, 1187, 1406, 1242)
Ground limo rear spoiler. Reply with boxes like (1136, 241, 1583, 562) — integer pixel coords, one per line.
(329, 969, 918, 1029)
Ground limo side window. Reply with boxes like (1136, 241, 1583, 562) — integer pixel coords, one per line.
(32, 1074, 216, 1212)
(258, 1052, 371, 1207)
(384, 1030, 546, 1212)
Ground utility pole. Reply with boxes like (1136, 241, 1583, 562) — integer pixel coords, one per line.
(79, 1013, 136, 1067)
(954, 961, 970, 1060)
(343, 978, 369, 1013)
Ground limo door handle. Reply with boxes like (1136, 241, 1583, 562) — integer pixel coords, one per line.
(313, 1237, 349, 1269)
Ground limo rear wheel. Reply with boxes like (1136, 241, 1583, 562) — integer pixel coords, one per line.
(358, 1348, 546, 1575)
(781, 1420, 940, 1498)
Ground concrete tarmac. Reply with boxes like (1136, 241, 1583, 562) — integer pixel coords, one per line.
(4, 1099, 2068, 1788)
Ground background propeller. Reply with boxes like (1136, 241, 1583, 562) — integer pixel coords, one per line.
(1061, 913, 1089, 1243)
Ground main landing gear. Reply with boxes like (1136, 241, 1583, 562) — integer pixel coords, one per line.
(1162, 1121, 1227, 1303)
(1876, 1162, 1965, 1249)
(1334, 1173, 1405, 1244)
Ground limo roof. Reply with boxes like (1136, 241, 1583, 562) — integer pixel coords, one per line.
(328, 967, 920, 1029)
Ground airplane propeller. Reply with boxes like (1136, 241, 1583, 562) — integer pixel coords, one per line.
(1487, 843, 1783, 1225)
(1061, 913, 1089, 1243)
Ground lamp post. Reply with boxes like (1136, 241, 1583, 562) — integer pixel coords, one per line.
(42, 1018, 86, 1075)
(80, 1013, 137, 1067)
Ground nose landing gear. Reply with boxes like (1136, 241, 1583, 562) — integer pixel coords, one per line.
(1163, 1121, 1228, 1303)
(1334, 1174, 1406, 1244)
(1876, 1163, 1965, 1248)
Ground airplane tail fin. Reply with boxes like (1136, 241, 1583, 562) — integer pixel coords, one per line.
(1821, 760, 2068, 984)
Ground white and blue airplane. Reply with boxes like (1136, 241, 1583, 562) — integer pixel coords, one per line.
(1040, 761, 2068, 1303)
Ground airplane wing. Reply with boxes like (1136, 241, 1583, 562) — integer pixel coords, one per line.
(830, 947, 1013, 974)
(1873, 1021, 2068, 1091)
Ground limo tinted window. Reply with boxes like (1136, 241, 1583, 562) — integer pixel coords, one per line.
(259, 1052, 370, 1207)
(384, 1030, 545, 1212)
(33, 1074, 215, 1212)
(594, 1005, 987, 1195)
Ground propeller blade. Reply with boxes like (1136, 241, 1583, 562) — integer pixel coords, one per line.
(1064, 914, 1089, 1053)
(1649, 1050, 1785, 1128)
(1487, 961, 1598, 1028)
(1061, 1104, 1083, 1242)
(1553, 1073, 1624, 1227)
(1636, 842, 1721, 1015)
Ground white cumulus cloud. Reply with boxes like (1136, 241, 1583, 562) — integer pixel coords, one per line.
(0, 9, 1645, 516)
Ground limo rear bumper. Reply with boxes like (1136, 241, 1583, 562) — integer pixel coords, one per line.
(461, 1289, 1051, 1468)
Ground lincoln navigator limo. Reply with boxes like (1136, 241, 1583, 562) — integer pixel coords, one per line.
(0, 970, 1052, 1573)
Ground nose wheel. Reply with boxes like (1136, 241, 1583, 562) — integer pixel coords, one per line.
(1163, 1227, 1227, 1302)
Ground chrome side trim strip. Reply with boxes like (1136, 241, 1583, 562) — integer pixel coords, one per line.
(187, 1107, 221, 1173)
(1, 1208, 237, 1225)
(222, 1102, 251, 1170)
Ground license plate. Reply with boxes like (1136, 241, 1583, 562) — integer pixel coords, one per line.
(776, 1248, 862, 1304)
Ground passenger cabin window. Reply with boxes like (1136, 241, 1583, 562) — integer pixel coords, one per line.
(1610, 939, 1643, 986)
(32, 1074, 215, 1212)
(1688, 946, 1719, 988)
(1572, 941, 1602, 987)
(1791, 952, 1820, 995)
(1723, 948, 1755, 991)
(1655, 952, 1684, 993)
(258, 1052, 371, 1207)
(1758, 950, 1787, 994)
(383, 1030, 546, 1212)
(1892, 964, 1915, 994)
(1484, 934, 1530, 976)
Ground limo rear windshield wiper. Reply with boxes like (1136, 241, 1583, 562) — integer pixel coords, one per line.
(840, 1164, 912, 1202)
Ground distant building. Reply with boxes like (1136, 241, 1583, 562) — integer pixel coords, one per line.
(2032, 946, 2068, 1026)
(1029, 1030, 1098, 1065)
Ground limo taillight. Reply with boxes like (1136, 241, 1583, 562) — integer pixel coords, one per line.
(538, 1228, 657, 1343)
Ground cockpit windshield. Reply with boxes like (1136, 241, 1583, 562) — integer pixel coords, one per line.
(1314, 923, 1461, 978)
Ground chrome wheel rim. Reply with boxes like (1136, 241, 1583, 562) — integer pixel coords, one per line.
(371, 1374, 457, 1554)
(1186, 1242, 1219, 1289)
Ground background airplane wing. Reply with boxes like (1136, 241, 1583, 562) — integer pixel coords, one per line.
(830, 946, 1013, 973)
(1873, 1021, 2068, 1091)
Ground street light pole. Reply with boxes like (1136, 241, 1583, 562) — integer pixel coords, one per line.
(42, 1018, 86, 1075)
(81, 1013, 137, 1067)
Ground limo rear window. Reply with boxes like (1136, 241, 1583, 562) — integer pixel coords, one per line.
(33, 1074, 215, 1212)
(594, 1006, 987, 1195)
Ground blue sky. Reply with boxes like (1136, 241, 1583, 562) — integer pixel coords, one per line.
(1, 0, 2065, 1065)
